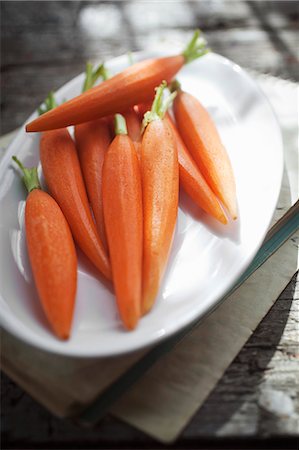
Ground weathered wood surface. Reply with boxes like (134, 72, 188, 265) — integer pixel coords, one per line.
(1, 1, 298, 134)
(1, 1, 299, 448)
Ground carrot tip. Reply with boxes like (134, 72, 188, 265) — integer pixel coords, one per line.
(219, 215, 228, 225)
(141, 298, 154, 316)
(56, 330, 70, 340)
(123, 317, 139, 331)
(228, 206, 238, 221)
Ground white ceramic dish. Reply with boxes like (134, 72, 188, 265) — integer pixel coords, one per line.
(0, 51, 283, 357)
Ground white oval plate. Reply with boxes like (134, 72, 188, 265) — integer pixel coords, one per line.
(0, 51, 283, 357)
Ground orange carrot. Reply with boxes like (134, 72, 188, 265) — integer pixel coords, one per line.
(75, 120, 111, 249)
(141, 82, 179, 314)
(12, 156, 77, 340)
(103, 114, 142, 330)
(172, 82, 237, 219)
(136, 101, 227, 223)
(26, 31, 208, 132)
(165, 114, 227, 224)
(75, 63, 112, 249)
(123, 108, 142, 143)
(136, 101, 153, 120)
(38, 122, 111, 282)
(123, 107, 142, 160)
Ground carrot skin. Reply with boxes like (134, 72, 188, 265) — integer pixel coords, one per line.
(25, 189, 77, 339)
(173, 91, 237, 219)
(122, 108, 142, 143)
(26, 55, 185, 132)
(141, 119, 179, 314)
(40, 129, 111, 280)
(122, 107, 142, 161)
(136, 101, 153, 121)
(103, 135, 142, 330)
(165, 114, 227, 224)
(74, 118, 111, 250)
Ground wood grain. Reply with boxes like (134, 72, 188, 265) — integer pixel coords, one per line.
(1, 1, 298, 134)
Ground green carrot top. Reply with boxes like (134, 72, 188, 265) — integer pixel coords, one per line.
(12, 156, 41, 193)
(142, 81, 177, 131)
(38, 92, 58, 116)
(114, 114, 128, 136)
(82, 62, 110, 92)
(182, 29, 209, 64)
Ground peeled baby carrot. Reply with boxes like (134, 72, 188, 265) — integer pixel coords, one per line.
(40, 128, 111, 280)
(172, 82, 237, 219)
(75, 63, 112, 249)
(75, 120, 111, 249)
(103, 114, 142, 330)
(12, 156, 77, 340)
(165, 114, 227, 224)
(123, 107, 142, 160)
(136, 101, 153, 120)
(136, 101, 227, 224)
(141, 82, 179, 314)
(123, 107, 142, 143)
(26, 31, 208, 132)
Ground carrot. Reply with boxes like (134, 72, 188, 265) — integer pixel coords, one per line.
(136, 99, 227, 224)
(40, 128, 111, 279)
(165, 114, 227, 224)
(172, 81, 237, 220)
(75, 120, 111, 249)
(39, 94, 111, 280)
(26, 31, 208, 132)
(122, 108, 142, 143)
(12, 156, 77, 340)
(122, 107, 142, 161)
(141, 82, 179, 314)
(103, 114, 142, 330)
(136, 102, 153, 121)
(75, 63, 112, 249)
(75, 63, 142, 252)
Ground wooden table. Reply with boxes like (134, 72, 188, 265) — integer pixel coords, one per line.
(1, 2, 298, 448)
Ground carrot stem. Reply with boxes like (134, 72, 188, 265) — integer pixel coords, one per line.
(114, 114, 128, 135)
(82, 62, 110, 92)
(142, 81, 176, 131)
(182, 29, 209, 64)
(169, 79, 182, 93)
(12, 156, 41, 192)
(127, 51, 134, 66)
(82, 62, 93, 92)
(38, 92, 58, 116)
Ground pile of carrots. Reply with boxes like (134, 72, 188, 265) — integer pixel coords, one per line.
(14, 31, 237, 339)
